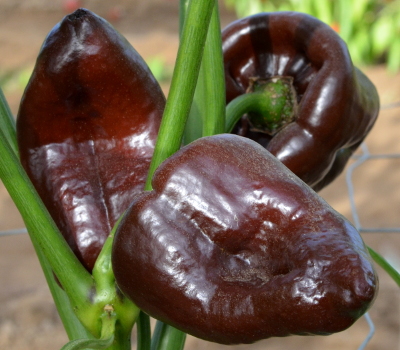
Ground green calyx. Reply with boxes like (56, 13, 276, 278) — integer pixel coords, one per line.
(246, 76, 298, 135)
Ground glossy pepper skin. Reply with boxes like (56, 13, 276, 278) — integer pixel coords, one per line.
(223, 12, 379, 191)
(17, 9, 165, 271)
(112, 134, 377, 345)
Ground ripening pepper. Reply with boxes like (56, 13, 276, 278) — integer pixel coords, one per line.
(223, 12, 379, 191)
(112, 134, 378, 345)
(17, 8, 165, 271)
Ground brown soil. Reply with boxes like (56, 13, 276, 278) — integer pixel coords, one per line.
(1, 2, 400, 349)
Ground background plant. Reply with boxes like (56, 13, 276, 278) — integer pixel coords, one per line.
(223, 0, 400, 72)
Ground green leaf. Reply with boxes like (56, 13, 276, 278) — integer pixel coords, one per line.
(368, 246, 400, 288)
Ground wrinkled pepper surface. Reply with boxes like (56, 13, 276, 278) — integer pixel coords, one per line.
(223, 12, 380, 191)
(112, 134, 378, 345)
(17, 9, 165, 271)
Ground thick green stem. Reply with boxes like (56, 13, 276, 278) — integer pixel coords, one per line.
(145, 0, 216, 190)
(0, 90, 96, 338)
(33, 241, 93, 340)
(0, 89, 137, 347)
(0, 88, 94, 340)
(0, 127, 94, 304)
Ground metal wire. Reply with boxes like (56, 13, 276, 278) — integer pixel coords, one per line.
(0, 227, 27, 236)
(357, 313, 375, 350)
(345, 129, 400, 348)
(346, 143, 400, 233)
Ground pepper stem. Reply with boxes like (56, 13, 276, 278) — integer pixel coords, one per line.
(226, 76, 298, 135)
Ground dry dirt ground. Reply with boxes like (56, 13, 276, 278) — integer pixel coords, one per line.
(1, 2, 400, 350)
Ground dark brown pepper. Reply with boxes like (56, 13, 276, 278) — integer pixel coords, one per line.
(112, 134, 378, 344)
(223, 12, 380, 191)
(17, 8, 165, 271)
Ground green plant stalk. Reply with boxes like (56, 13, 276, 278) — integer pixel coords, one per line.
(180, 0, 200, 145)
(0, 91, 91, 340)
(0, 88, 18, 155)
(137, 311, 152, 350)
(0, 99, 103, 341)
(151, 323, 187, 350)
(368, 246, 400, 287)
(33, 240, 94, 341)
(142, 1, 217, 349)
(200, 1, 225, 137)
(184, 1, 225, 143)
(179, 0, 190, 35)
(0, 90, 137, 346)
(144, 0, 216, 190)
(0, 125, 96, 316)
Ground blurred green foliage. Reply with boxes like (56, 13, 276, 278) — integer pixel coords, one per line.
(147, 56, 173, 83)
(0, 67, 32, 93)
(223, 0, 400, 72)
(0, 55, 173, 95)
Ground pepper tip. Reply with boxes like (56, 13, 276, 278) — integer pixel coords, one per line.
(67, 8, 89, 21)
